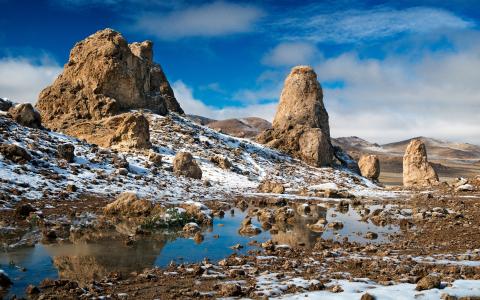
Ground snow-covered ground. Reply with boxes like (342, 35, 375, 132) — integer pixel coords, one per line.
(0, 112, 394, 208)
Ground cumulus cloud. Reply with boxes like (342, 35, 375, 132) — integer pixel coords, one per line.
(262, 42, 319, 66)
(317, 46, 480, 144)
(132, 1, 263, 39)
(0, 57, 61, 103)
(172, 80, 276, 121)
(276, 6, 473, 43)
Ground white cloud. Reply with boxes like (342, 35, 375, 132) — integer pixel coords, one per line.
(262, 42, 319, 66)
(276, 6, 473, 43)
(316, 47, 480, 144)
(0, 57, 61, 103)
(172, 80, 276, 121)
(132, 1, 263, 39)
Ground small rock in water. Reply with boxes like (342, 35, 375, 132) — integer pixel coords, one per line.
(365, 231, 378, 239)
(193, 232, 204, 243)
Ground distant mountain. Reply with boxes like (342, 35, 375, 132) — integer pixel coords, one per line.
(187, 115, 272, 139)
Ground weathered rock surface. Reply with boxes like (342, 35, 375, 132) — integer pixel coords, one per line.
(0, 143, 32, 164)
(257, 66, 333, 166)
(257, 180, 285, 194)
(358, 154, 380, 180)
(35, 28, 182, 149)
(403, 139, 439, 187)
(173, 152, 202, 179)
(416, 275, 441, 291)
(63, 112, 151, 149)
(8, 103, 42, 128)
(104, 192, 153, 216)
(57, 143, 75, 163)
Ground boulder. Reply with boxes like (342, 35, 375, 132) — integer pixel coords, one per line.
(210, 155, 232, 169)
(257, 66, 333, 167)
(8, 103, 42, 128)
(416, 275, 441, 291)
(57, 143, 75, 162)
(0, 98, 12, 111)
(103, 192, 153, 216)
(64, 112, 151, 149)
(358, 154, 380, 180)
(403, 139, 439, 187)
(0, 143, 32, 164)
(173, 152, 202, 179)
(257, 180, 285, 194)
(36, 28, 183, 133)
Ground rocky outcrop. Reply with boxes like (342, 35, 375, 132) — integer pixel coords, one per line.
(403, 139, 439, 187)
(35, 29, 183, 149)
(257, 66, 333, 167)
(0, 98, 12, 111)
(173, 152, 202, 179)
(8, 103, 42, 128)
(62, 112, 151, 149)
(358, 154, 380, 180)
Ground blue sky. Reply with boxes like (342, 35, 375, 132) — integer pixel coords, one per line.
(1, 0, 480, 143)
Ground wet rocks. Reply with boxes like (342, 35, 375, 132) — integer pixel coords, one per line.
(36, 28, 183, 133)
(238, 217, 261, 235)
(416, 275, 441, 291)
(358, 154, 380, 181)
(180, 201, 212, 225)
(257, 180, 285, 194)
(183, 222, 200, 234)
(8, 103, 42, 128)
(0, 143, 32, 164)
(210, 155, 232, 170)
(257, 66, 333, 167)
(57, 143, 75, 162)
(103, 192, 153, 216)
(403, 139, 439, 187)
(173, 152, 202, 179)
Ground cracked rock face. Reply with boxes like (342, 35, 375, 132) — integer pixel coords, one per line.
(35, 28, 182, 149)
(403, 139, 439, 187)
(257, 66, 333, 167)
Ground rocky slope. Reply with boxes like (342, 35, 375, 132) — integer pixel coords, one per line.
(0, 111, 386, 211)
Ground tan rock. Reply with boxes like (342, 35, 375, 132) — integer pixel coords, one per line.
(257, 180, 285, 194)
(8, 103, 42, 128)
(416, 275, 441, 291)
(104, 192, 153, 216)
(173, 152, 202, 179)
(257, 66, 333, 166)
(358, 154, 380, 180)
(403, 139, 439, 187)
(36, 29, 183, 133)
(210, 155, 232, 169)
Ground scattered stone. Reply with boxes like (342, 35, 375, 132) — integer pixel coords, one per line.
(257, 180, 285, 194)
(57, 143, 75, 162)
(358, 154, 380, 181)
(210, 155, 232, 169)
(257, 66, 333, 167)
(0, 143, 32, 164)
(416, 275, 441, 291)
(148, 152, 162, 166)
(8, 103, 42, 128)
(173, 152, 202, 179)
(220, 283, 242, 297)
(361, 292, 375, 300)
(403, 139, 439, 187)
(117, 168, 129, 176)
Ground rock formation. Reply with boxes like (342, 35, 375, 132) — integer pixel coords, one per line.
(57, 143, 75, 163)
(403, 139, 439, 187)
(8, 103, 42, 129)
(173, 152, 202, 179)
(35, 28, 183, 149)
(358, 154, 380, 180)
(0, 98, 12, 111)
(257, 66, 333, 167)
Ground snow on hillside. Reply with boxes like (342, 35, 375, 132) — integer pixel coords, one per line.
(0, 112, 391, 210)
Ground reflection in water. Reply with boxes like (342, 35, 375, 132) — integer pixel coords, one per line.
(0, 202, 398, 297)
